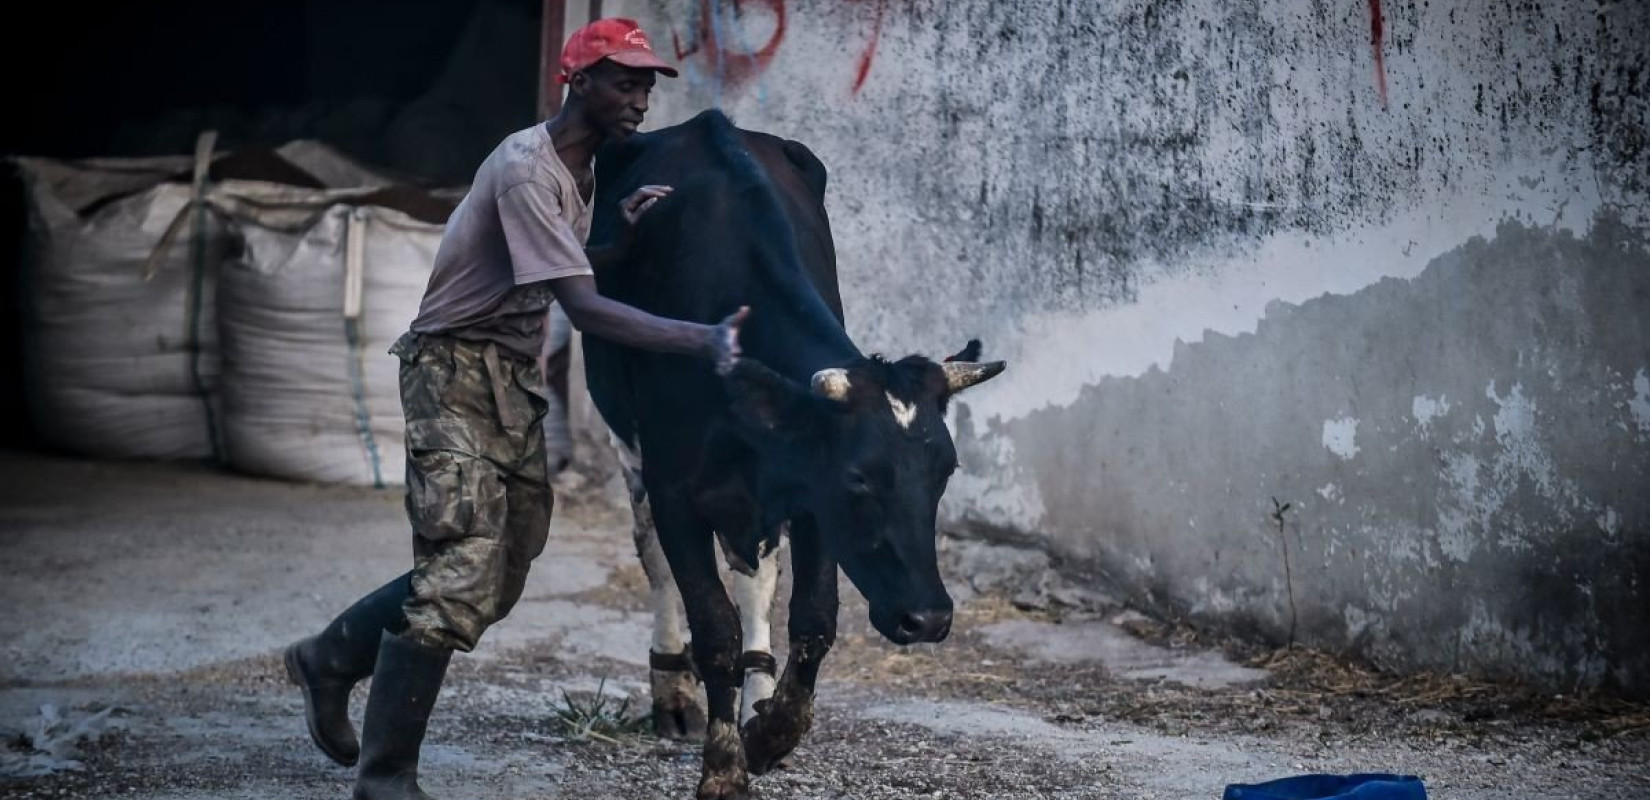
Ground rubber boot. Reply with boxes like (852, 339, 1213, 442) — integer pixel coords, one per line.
(284, 572, 411, 766)
(353, 631, 452, 800)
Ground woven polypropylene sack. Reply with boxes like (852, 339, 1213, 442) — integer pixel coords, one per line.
(218, 201, 437, 486)
(13, 156, 226, 460)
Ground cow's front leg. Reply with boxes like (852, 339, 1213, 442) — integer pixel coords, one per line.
(617, 447, 706, 739)
(731, 535, 786, 727)
(742, 516, 836, 775)
(652, 497, 749, 800)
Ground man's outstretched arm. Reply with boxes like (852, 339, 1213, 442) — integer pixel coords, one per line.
(549, 274, 746, 374)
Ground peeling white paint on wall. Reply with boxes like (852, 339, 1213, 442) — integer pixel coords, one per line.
(1487, 381, 1560, 503)
(1459, 599, 1606, 686)
(1436, 452, 1486, 563)
(1597, 507, 1622, 544)
(1630, 369, 1650, 436)
(941, 414, 1048, 531)
(1322, 417, 1360, 461)
(1189, 577, 1241, 615)
(1431, 380, 1609, 563)
(1412, 394, 1451, 433)
(1343, 605, 1383, 643)
(1368, 522, 1438, 571)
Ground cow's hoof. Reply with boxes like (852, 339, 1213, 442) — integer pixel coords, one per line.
(652, 699, 708, 741)
(650, 662, 707, 741)
(740, 696, 812, 776)
(694, 772, 751, 800)
(697, 720, 750, 798)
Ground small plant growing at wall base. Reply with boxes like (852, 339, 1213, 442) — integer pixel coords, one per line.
(1270, 496, 1299, 648)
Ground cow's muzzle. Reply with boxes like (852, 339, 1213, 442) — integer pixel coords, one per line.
(874, 606, 953, 645)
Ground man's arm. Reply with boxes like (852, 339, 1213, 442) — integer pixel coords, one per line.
(549, 274, 746, 374)
(512, 181, 743, 371)
(584, 239, 632, 272)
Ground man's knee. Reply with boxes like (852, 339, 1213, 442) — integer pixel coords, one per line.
(404, 537, 509, 653)
(401, 618, 475, 653)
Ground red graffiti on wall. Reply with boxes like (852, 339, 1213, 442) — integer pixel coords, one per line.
(1368, 0, 1389, 109)
(851, 0, 887, 95)
(672, 0, 788, 89)
(672, 0, 888, 97)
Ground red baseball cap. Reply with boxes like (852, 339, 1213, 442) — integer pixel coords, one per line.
(558, 18, 679, 83)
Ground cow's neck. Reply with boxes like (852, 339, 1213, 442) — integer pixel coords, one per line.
(747, 306, 862, 383)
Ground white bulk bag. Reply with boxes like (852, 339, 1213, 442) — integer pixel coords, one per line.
(216, 195, 442, 486)
(13, 155, 227, 460)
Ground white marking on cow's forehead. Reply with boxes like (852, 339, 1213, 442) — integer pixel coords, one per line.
(887, 392, 918, 429)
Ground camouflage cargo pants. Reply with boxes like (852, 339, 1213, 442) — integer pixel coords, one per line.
(390, 332, 552, 653)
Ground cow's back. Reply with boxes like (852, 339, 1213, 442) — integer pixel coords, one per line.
(583, 110, 848, 468)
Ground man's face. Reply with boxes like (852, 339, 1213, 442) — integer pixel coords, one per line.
(572, 60, 657, 139)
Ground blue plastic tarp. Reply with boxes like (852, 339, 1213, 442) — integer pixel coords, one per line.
(1223, 773, 1427, 800)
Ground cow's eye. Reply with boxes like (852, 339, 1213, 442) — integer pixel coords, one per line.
(846, 469, 873, 495)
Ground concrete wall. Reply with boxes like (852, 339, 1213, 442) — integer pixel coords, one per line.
(605, 0, 1650, 694)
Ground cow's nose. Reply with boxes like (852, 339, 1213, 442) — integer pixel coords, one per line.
(896, 609, 953, 643)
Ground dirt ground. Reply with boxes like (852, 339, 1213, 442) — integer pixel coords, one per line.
(1, 451, 1645, 800)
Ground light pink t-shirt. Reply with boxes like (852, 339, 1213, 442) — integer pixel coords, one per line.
(410, 123, 594, 359)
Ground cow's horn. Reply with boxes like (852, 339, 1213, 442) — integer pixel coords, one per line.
(942, 361, 1007, 393)
(811, 368, 852, 401)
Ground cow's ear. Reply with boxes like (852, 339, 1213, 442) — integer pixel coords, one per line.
(944, 339, 983, 363)
(725, 359, 821, 438)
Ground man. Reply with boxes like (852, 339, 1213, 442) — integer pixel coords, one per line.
(282, 19, 738, 800)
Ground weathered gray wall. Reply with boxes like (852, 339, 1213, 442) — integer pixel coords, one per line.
(606, 0, 1650, 694)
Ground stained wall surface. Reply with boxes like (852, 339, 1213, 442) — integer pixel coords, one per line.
(606, 0, 1650, 694)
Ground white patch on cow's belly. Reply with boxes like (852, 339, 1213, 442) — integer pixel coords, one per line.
(888, 392, 918, 429)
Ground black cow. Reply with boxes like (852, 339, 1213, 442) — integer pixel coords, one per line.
(585, 110, 1004, 799)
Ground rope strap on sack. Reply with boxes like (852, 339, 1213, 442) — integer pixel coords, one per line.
(186, 131, 225, 465)
(343, 207, 386, 489)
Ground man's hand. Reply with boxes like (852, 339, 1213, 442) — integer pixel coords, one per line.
(620, 185, 673, 227)
(710, 306, 749, 376)
(548, 275, 750, 373)
(588, 185, 674, 271)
